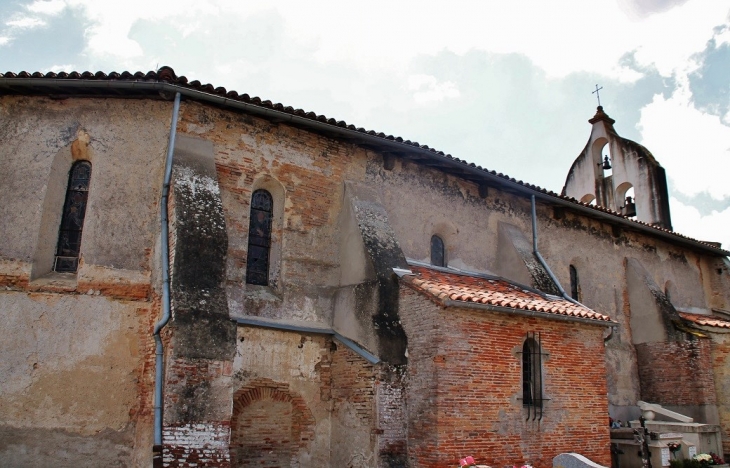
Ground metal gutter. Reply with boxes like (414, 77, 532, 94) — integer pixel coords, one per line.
(332, 332, 380, 364)
(1, 77, 727, 257)
(442, 299, 616, 327)
(234, 316, 333, 335)
(152, 91, 180, 466)
(233, 316, 380, 365)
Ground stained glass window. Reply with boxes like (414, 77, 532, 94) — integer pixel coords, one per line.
(54, 161, 91, 272)
(430, 235, 445, 267)
(246, 190, 273, 285)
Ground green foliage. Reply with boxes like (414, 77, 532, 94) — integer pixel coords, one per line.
(682, 458, 701, 468)
(670, 459, 684, 468)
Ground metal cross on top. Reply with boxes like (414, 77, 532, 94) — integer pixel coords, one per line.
(593, 84, 603, 107)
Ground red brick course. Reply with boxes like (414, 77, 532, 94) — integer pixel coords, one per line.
(230, 379, 316, 467)
(635, 339, 716, 406)
(400, 286, 611, 468)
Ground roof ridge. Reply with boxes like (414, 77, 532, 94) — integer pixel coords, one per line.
(1, 67, 727, 256)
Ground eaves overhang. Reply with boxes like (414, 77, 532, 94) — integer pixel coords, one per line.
(1, 75, 728, 257)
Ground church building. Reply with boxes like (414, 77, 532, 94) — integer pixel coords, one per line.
(1, 67, 728, 468)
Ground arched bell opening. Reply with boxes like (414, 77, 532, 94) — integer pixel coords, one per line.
(616, 182, 636, 218)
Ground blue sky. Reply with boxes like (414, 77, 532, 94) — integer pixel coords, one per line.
(2, 0, 729, 247)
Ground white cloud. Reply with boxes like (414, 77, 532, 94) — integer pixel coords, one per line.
(670, 197, 730, 248)
(610, 65, 645, 84)
(715, 26, 730, 47)
(42, 1, 727, 82)
(406, 74, 460, 104)
(47, 64, 74, 72)
(27, 0, 67, 15)
(0, 37, 10, 46)
(85, 25, 144, 58)
(275, 1, 729, 80)
(6, 17, 46, 29)
(638, 81, 730, 199)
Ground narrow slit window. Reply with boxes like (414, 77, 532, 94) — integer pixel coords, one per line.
(246, 189, 273, 285)
(431, 235, 445, 267)
(522, 332, 544, 420)
(569, 265, 579, 301)
(54, 161, 91, 273)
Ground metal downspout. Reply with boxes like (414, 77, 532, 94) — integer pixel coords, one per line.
(153, 92, 181, 465)
(530, 195, 615, 341)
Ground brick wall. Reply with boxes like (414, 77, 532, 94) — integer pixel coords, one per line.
(230, 379, 316, 467)
(177, 102, 351, 296)
(399, 288, 441, 467)
(163, 356, 233, 467)
(376, 369, 408, 467)
(400, 286, 611, 468)
(635, 338, 716, 406)
(329, 343, 379, 467)
(163, 422, 231, 467)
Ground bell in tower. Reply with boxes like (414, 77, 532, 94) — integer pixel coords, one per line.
(562, 105, 673, 231)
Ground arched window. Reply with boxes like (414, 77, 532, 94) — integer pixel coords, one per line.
(522, 333, 543, 419)
(430, 235, 445, 267)
(246, 189, 273, 285)
(569, 265, 579, 301)
(54, 161, 91, 273)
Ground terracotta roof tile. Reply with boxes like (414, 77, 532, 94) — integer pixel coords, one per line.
(0, 66, 727, 255)
(679, 313, 730, 329)
(401, 265, 612, 323)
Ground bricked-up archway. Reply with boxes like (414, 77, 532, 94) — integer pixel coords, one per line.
(230, 379, 315, 467)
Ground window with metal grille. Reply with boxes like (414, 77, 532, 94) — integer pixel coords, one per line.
(431, 235, 445, 267)
(570, 265, 580, 301)
(54, 161, 91, 273)
(246, 189, 273, 285)
(522, 332, 544, 420)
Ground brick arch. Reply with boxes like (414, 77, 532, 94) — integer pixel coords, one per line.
(230, 379, 315, 467)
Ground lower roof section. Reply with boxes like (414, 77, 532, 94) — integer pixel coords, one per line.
(398, 263, 614, 326)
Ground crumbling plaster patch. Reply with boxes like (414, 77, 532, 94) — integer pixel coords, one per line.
(0, 292, 143, 434)
(232, 326, 333, 466)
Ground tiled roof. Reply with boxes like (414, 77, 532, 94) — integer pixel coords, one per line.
(0, 67, 727, 256)
(400, 265, 613, 323)
(679, 312, 730, 329)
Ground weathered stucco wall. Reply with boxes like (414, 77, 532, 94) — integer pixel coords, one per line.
(0, 96, 169, 466)
(0, 292, 156, 467)
(176, 99, 729, 428)
(232, 327, 335, 466)
(3, 93, 729, 467)
(364, 149, 721, 420)
(0, 96, 169, 283)
(174, 102, 361, 328)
